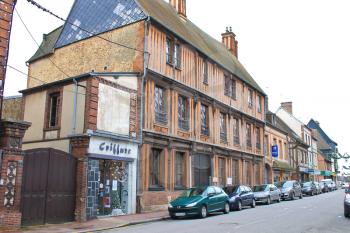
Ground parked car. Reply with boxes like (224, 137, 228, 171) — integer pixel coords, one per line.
(321, 179, 333, 192)
(331, 181, 337, 191)
(320, 181, 329, 193)
(344, 188, 350, 218)
(278, 180, 303, 200)
(224, 185, 255, 211)
(342, 182, 349, 189)
(168, 186, 230, 219)
(253, 184, 281, 205)
(314, 182, 322, 195)
(302, 182, 317, 196)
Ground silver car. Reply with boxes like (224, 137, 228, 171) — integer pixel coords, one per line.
(253, 184, 281, 205)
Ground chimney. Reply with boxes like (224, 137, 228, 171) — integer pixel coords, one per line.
(169, 0, 187, 19)
(281, 102, 293, 115)
(222, 27, 238, 58)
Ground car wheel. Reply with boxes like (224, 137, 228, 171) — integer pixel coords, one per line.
(251, 199, 256, 208)
(300, 193, 303, 199)
(224, 202, 230, 214)
(266, 197, 271, 205)
(170, 214, 177, 220)
(291, 192, 295, 200)
(311, 191, 314, 196)
(199, 205, 208, 218)
(236, 201, 242, 211)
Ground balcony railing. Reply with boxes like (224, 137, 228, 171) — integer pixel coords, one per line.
(178, 118, 189, 131)
(155, 110, 168, 124)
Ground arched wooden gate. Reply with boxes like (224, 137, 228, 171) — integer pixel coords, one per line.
(21, 148, 76, 226)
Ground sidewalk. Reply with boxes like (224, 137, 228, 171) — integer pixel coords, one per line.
(17, 211, 169, 233)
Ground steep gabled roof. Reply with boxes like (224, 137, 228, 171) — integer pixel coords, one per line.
(27, 26, 63, 63)
(308, 119, 337, 147)
(137, 0, 265, 95)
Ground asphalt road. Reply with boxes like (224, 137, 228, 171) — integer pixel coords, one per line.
(103, 190, 349, 233)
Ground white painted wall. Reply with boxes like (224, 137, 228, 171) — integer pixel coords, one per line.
(276, 108, 303, 137)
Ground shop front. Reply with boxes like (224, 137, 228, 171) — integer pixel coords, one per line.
(86, 136, 138, 219)
(272, 160, 294, 183)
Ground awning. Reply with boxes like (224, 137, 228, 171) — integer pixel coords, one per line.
(272, 160, 295, 171)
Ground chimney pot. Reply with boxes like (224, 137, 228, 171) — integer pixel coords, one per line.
(169, 0, 187, 19)
(221, 27, 238, 58)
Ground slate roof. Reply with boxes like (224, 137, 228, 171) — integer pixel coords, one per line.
(28, 0, 265, 95)
(27, 26, 63, 63)
(308, 119, 337, 147)
(136, 0, 265, 95)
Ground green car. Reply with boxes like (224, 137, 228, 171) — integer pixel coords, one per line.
(168, 186, 230, 219)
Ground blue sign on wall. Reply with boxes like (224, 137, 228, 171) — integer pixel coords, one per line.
(272, 145, 279, 158)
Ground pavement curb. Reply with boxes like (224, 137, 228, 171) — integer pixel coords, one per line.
(78, 216, 170, 233)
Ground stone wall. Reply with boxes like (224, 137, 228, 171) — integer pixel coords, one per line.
(2, 96, 22, 121)
(86, 159, 99, 219)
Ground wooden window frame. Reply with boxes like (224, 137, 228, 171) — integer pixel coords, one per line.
(174, 43, 182, 69)
(224, 76, 236, 100)
(232, 159, 239, 185)
(256, 127, 261, 150)
(149, 148, 165, 191)
(200, 104, 209, 136)
(166, 37, 173, 65)
(220, 112, 227, 142)
(246, 123, 252, 148)
(218, 157, 226, 187)
(233, 118, 240, 145)
(203, 60, 208, 84)
(178, 94, 189, 131)
(248, 89, 254, 108)
(175, 151, 186, 190)
(44, 87, 63, 132)
(154, 85, 168, 125)
(257, 95, 262, 113)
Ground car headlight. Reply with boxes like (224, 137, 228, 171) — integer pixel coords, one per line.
(186, 202, 198, 207)
(168, 203, 173, 208)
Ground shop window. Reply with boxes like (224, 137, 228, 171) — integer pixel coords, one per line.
(218, 157, 226, 187)
(220, 112, 227, 142)
(246, 123, 252, 148)
(192, 154, 211, 186)
(149, 149, 164, 190)
(178, 95, 189, 131)
(200, 104, 209, 136)
(233, 118, 240, 145)
(154, 86, 168, 124)
(175, 152, 186, 189)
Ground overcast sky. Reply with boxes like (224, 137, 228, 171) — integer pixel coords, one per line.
(5, 0, 350, 156)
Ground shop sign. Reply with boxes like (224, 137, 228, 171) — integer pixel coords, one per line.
(271, 145, 278, 158)
(299, 167, 308, 172)
(89, 136, 138, 160)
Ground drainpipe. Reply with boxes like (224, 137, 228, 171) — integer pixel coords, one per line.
(136, 17, 151, 211)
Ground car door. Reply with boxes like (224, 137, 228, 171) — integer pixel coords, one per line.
(206, 187, 217, 212)
(270, 185, 278, 201)
(240, 186, 247, 206)
(246, 187, 254, 205)
(214, 187, 224, 210)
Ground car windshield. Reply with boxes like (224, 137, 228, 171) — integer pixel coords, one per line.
(224, 186, 239, 195)
(282, 181, 294, 188)
(303, 182, 311, 187)
(180, 188, 205, 197)
(253, 185, 268, 192)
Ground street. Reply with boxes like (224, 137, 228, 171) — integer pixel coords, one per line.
(103, 190, 349, 233)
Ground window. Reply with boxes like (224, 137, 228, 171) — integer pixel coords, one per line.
(232, 159, 239, 185)
(279, 141, 283, 159)
(284, 142, 288, 160)
(257, 95, 262, 113)
(248, 89, 253, 108)
(220, 112, 227, 142)
(264, 135, 269, 157)
(178, 95, 189, 131)
(224, 76, 236, 99)
(256, 127, 261, 150)
(192, 154, 211, 186)
(244, 161, 251, 185)
(175, 152, 185, 188)
(203, 60, 208, 84)
(233, 118, 240, 145)
(47, 92, 61, 128)
(200, 104, 209, 136)
(166, 37, 172, 64)
(154, 86, 168, 124)
(246, 123, 252, 148)
(174, 43, 181, 68)
(150, 149, 164, 189)
(255, 163, 261, 185)
(218, 158, 226, 187)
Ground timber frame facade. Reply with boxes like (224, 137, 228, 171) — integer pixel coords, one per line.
(22, 0, 266, 214)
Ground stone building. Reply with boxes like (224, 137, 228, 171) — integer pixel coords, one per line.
(19, 0, 266, 224)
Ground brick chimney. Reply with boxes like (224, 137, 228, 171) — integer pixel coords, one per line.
(281, 102, 293, 115)
(169, 0, 186, 19)
(222, 27, 238, 58)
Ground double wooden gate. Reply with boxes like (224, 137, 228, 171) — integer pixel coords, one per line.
(21, 148, 77, 226)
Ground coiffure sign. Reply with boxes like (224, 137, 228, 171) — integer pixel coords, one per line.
(89, 136, 138, 161)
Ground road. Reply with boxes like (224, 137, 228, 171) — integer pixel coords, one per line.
(102, 190, 349, 233)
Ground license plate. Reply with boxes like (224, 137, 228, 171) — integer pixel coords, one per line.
(175, 213, 186, 217)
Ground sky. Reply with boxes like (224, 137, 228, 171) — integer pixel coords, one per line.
(5, 0, 350, 156)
